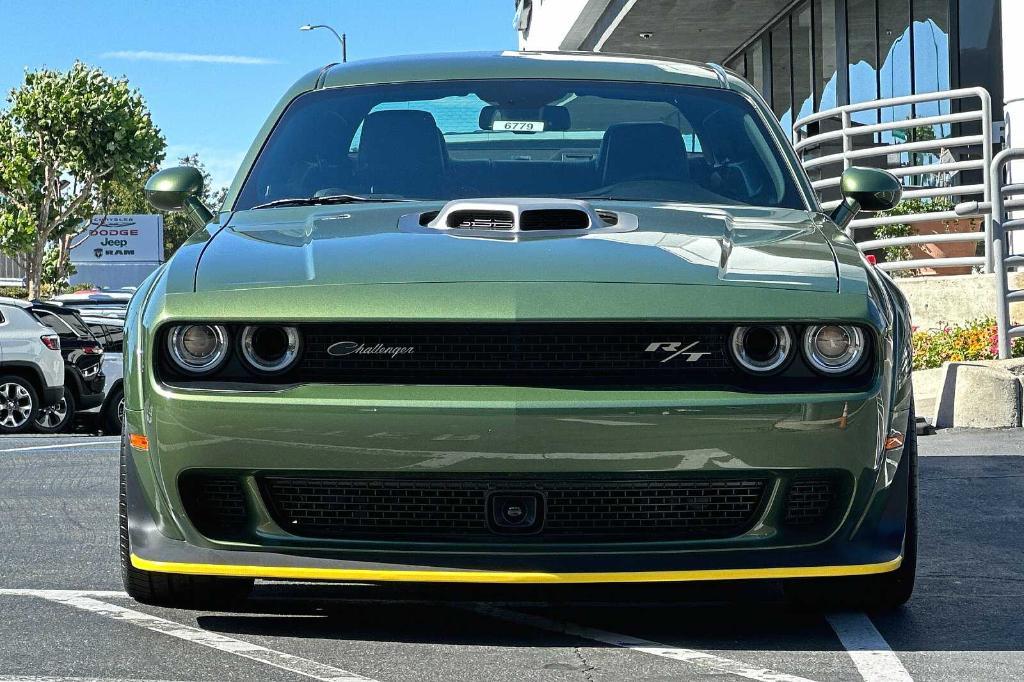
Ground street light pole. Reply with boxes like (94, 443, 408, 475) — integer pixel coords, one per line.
(300, 24, 347, 63)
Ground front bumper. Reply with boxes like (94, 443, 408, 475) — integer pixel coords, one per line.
(124, 381, 911, 583)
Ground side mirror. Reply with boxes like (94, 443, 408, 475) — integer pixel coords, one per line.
(829, 167, 903, 229)
(145, 166, 213, 230)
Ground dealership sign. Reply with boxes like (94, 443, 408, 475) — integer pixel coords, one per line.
(70, 215, 164, 264)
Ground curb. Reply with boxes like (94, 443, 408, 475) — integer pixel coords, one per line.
(924, 359, 1024, 429)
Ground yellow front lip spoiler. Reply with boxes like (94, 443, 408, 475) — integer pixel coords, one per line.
(131, 553, 901, 584)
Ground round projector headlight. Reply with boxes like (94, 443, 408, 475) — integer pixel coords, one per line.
(730, 325, 792, 373)
(239, 325, 301, 374)
(166, 324, 229, 374)
(803, 325, 865, 374)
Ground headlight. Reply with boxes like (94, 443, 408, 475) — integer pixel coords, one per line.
(729, 325, 792, 373)
(802, 325, 866, 374)
(239, 325, 301, 374)
(166, 324, 229, 374)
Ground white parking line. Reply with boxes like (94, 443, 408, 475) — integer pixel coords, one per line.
(827, 612, 913, 682)
(6, 591, 375, 682)
(0, 671, 195, 675)
(0, 677, 196, 681)
(467, 603, 819, 682)
(0, 440, 120, 453)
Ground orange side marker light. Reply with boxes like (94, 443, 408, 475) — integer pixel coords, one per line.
(884, 430, 905, 450)
(129, 433, 149, 451)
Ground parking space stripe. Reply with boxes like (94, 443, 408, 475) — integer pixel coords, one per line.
(827, 613, 912, 682)
(0, 440, 120, 453)
(466, 604, 819, 682)
(34, 594, 377, 682)
(0, 671, 195, 675)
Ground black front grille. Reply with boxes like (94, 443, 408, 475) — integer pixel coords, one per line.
(296, 322, 732, 387)
(158, 322, 875, 391)
(260, 476, 768, 542)
(519, 209, 590, 230)
(447, 210, 515, 230)
(783, 479, 836, 526)
(179, 474, 248, 539)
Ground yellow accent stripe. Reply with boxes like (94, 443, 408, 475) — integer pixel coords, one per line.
(131, 553, 901, 584)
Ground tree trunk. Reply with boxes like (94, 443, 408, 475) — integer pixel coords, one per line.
(25, 237, 45, 300)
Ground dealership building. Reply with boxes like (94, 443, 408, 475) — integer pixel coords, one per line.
(515, 1, 1016, 148)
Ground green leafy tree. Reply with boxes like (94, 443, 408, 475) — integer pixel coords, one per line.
(0, 62, 165, 298)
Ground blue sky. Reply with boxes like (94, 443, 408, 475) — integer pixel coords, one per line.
(0, 1, 516, 188)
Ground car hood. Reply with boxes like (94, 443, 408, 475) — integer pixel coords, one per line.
(193, 202, 839, 293)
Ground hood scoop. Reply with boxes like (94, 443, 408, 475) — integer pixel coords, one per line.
(399, 198, 638, 239)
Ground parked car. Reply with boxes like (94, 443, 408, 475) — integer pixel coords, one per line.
(121, 52, 915, 612)
(0, 297, 64, 434)
(28, 303, 105, 433)
(81, 316, 125, 434)
(50, 289, 132, 320)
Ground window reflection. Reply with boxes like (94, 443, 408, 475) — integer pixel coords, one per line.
(878, 0, 912, 146)
(792, 3, 814, 123)
(847, 0, 879, 125)
(771, 20, 793, 134)
(815, 0, 838, 112)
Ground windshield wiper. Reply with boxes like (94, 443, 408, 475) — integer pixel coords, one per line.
(251, 194, 412, 210)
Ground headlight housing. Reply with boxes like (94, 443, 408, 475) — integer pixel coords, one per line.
(239, 325, 301, 374)
(729, 325, 792, 373)
(802, 325, 866, 374)
(166, 324, 230, 374)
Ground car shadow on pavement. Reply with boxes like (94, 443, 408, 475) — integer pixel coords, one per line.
(191, 581, 842, 652)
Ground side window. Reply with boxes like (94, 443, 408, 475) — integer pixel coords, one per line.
(104, 325, 124, 353)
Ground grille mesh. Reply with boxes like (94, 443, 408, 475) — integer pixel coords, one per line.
(783, 479, 836, 525)
(260, 476, 768, 542)
(179, 475, 248, 539)
(297, 322, 731, 387)
(519, 209, 590, 230)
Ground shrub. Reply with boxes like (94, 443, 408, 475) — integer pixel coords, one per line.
(912, 318, 1024, 370)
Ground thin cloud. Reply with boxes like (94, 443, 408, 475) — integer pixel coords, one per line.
(102, 50, 279, 65)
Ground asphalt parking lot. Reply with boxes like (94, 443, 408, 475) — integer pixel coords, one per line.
(0, 429, 1021, 682)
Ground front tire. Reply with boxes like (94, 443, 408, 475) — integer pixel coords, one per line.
(119, 435, 253, 608)
(784, 407, 918, 611)
(0, 375, 38, 434)
(33, 387, 75, 434)
(102, 384, 124, 435)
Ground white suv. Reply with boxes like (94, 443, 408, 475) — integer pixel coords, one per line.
(0, 297, 64, 433)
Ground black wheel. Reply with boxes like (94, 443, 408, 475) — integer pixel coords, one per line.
(33, 386, 75, 434)
(0, 375, 39, 434)
(784, 406, 918, 611)
(119, 435, 253, 608)
(102, 384, 124, 435)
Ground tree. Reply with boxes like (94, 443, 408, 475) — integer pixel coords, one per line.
(0, 62, 165, 298)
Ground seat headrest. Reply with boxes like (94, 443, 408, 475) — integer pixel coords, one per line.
(358, 110, 447, 195)
(599, 122, 689, 186)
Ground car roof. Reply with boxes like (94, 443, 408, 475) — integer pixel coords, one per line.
(318, 51, 734, 91)
(0, 296, 31, 308)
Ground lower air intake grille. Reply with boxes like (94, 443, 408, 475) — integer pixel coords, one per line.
(783, 479, 836, 526)
(260, 476, 767, 542)
(179, 474, 248, 539)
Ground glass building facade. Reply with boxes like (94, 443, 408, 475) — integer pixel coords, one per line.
(724, 0, 952, 141)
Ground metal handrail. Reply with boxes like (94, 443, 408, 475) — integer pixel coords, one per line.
(793, 87, 993, 274)
(985, 149, 1024, 357)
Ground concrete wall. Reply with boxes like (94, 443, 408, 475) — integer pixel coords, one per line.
(894, 272, 1024, 330)
(517, 0, 607, 50)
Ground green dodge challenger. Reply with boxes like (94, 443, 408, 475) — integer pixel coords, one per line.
(122, 51, 916, 609)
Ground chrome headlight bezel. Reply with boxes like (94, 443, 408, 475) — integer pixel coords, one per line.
(729, 325, 793, 374)
(802, 324, 866, 375)
(238, 325, 302, 375)
(165, 324, 230, 375)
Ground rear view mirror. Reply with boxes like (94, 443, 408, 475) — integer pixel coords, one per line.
(479, 105, 570, 132)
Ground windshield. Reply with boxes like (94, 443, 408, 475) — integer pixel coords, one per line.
(235, 79, 806, 211)
(32, 308, 92, 339)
